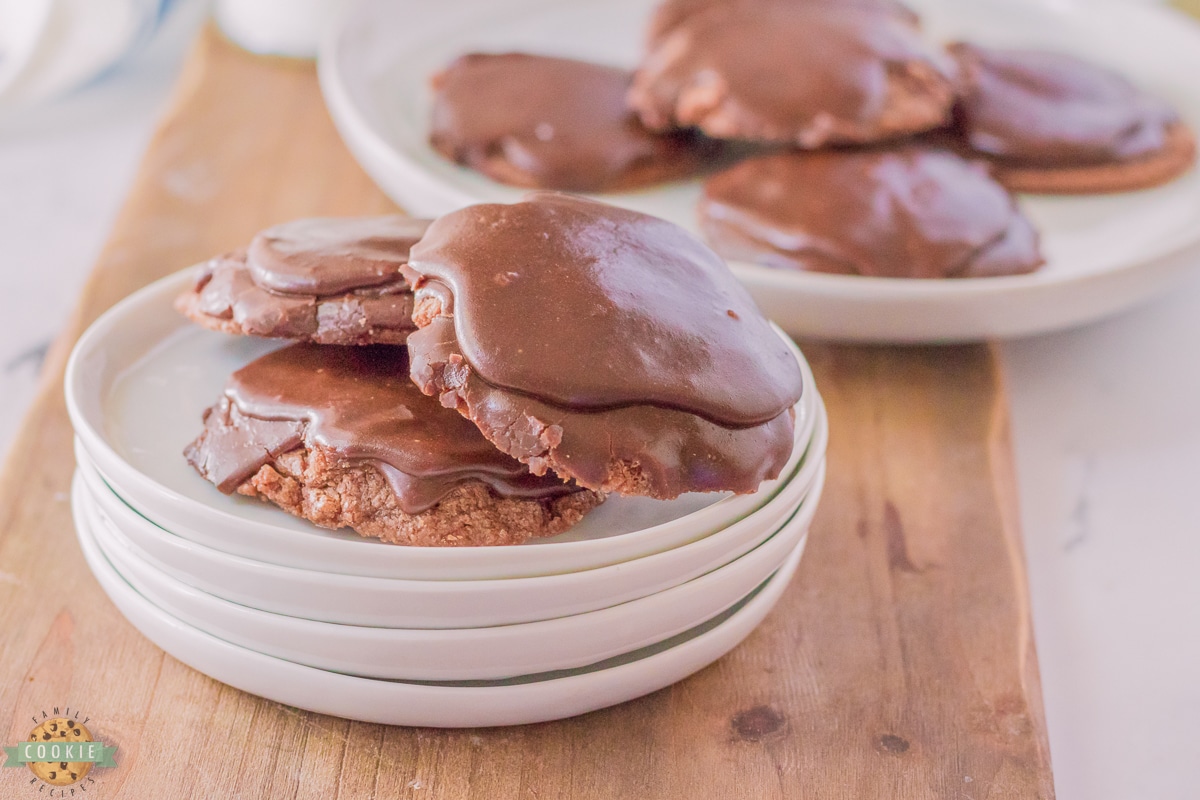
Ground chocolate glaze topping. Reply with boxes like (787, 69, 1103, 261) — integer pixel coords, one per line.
(629, 2, 954, 146)
(248, 216, 428, 295)
(404, 192, 802, 427)
(185, 344, 579, 514)
(429, 53, 714, 192)
(950, 43, 1180, 167)
(646, 0, 919, 45)
(190, 251, 417, 341)
(407, 315, 798, 497)
(700, 148, 1044, 278)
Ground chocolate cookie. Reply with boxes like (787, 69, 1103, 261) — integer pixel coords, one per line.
(176, 216, 428, 345)
(401, 193, 803, 499)
(429, 53, 719, 192)
(628, 1, 954, 147)
(645, 0, 919, 46)
(185, 344, 601, 547)
(950, 42, 1196, 194)
(699, 148, 1044, 278)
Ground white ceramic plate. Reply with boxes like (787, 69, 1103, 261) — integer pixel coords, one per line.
(74, 417, 822, 627)
(319, 0, 1200, 342)
(76, 467, 819, 680)
(72, 489, 807, 727)
(64, 268, 819, 580)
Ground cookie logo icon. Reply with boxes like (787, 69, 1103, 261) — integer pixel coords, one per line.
(25, 718, 94, 786)
(4, 708, 116, 795)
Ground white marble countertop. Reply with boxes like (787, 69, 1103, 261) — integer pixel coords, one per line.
(1, 10, 1197, 799)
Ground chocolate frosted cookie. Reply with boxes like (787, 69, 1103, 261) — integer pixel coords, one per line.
(700, 148, 1044, 278)
(429, 53, 718, 192)
(950, 43, 1196, 194)
(645, 0, 919, 46)
(401, 193, 803, 499)
(628, 2, 954, 147)
(185, 344, 601, 547)
(176, 216, 428, 345)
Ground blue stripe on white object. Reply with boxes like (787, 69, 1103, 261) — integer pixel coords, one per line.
(0, 0, 182, 105)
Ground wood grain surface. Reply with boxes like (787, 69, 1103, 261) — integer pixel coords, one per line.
(0, 28, 1054, 799)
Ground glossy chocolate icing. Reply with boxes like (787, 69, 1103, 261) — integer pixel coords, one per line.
(402, 194, 802, 498)
(185, 344, 579, 513)
(405, 192, 802, 427)
(248, 215, 428, 295)
(700, 148, 1044, 278)
(629, 2, 954, 146)
(182, 216, 430, 344)
(192, 252, 416, 341)
(950, 43, 1180, 167)
(429, 53, 714, 191)
(646, 0, 919, 45)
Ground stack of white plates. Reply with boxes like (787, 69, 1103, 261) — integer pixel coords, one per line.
(64, 270, 828, 727)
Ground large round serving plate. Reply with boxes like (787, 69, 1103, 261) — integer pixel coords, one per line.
(75, 466, 821, 679)
(72, 490, 807, 727)
(65, 268, 820, 581)
(319, 0, 1200, 342)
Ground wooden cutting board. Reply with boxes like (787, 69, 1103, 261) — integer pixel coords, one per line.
(0, 28, 1054, 799)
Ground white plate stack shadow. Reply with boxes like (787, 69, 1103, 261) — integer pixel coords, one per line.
(64, 270, 829, 727)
